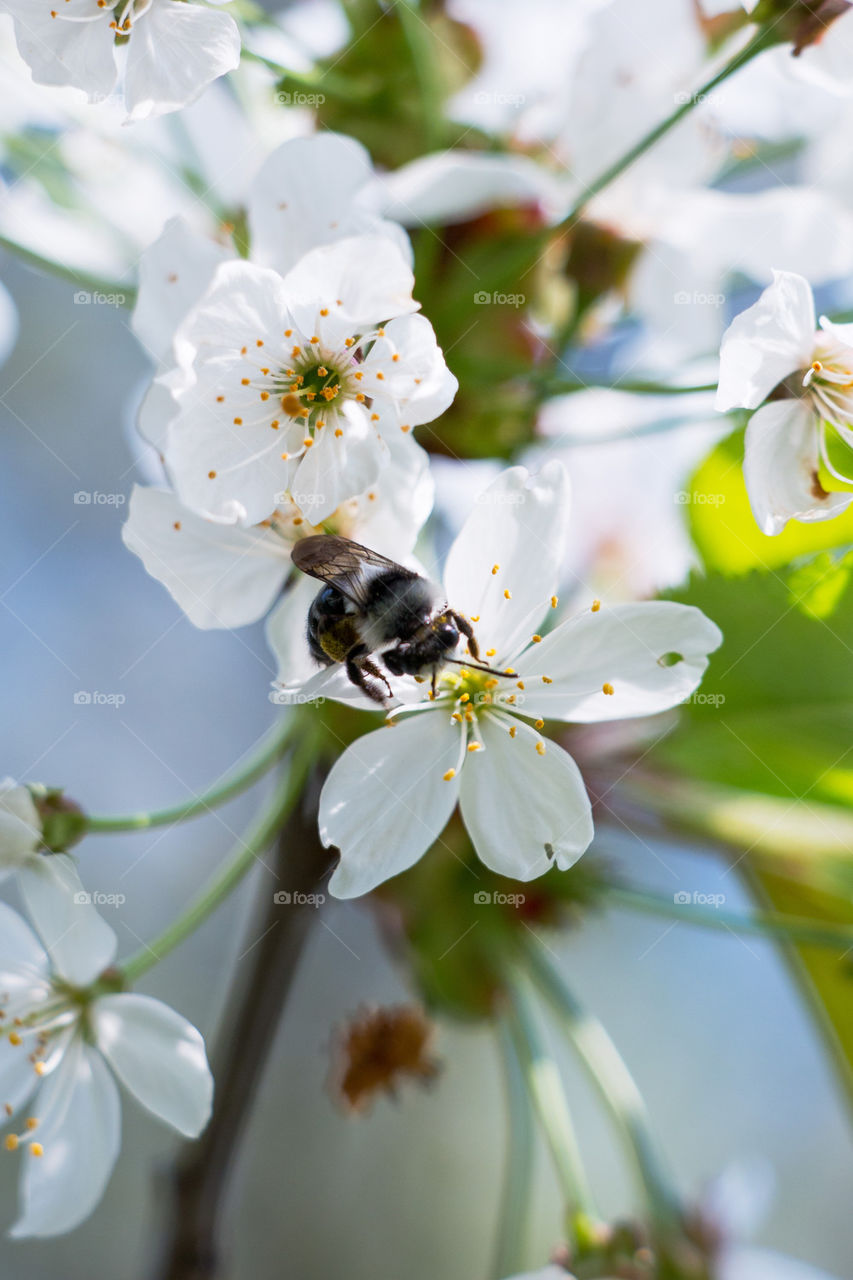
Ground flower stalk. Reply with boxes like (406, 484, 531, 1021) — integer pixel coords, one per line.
(492, 1014, 537, 1280)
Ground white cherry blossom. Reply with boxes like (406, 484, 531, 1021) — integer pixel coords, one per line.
(159, 235, 455, 528)
(716, 269, 853, 534)
(0, 895, 212, 1237)
(122, 438, 433, 629)
(286, 464, 721, 898)
(0, 0, 241, 122)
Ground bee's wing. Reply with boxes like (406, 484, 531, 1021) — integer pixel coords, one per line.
(291, 535, 412, 607)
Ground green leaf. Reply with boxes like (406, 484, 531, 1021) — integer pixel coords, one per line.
(654, 551, 853, 811)
(819, 422, 853, 495)
(689, 425, 853, 573)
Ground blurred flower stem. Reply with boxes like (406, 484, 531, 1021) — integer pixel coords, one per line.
(523, 940, 682, 1231)
(0, 235, 138, 306)
(557, 25, 778, 230)
(492, 1015, 537, 1280)
(396, 0, 445, 150)
(87, 713, 299, 834)
(601, 883, 853, 950)
(120, 723, 320, 983)
(504, 971, 600, 1251)
(539, 378, 718, 397)
(153, 761, 335, 1280)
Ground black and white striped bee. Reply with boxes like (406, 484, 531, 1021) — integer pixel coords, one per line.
(292, 535, 490, 704)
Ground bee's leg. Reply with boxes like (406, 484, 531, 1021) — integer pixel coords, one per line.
(431, 667, 438, 699)
(449, 611, 480, 661)
(345, 647, 393, 704)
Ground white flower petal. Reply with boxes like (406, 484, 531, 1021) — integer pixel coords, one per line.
(459, 714, 593, 879)
(290, 401, 387, 522)
(122, 485, 290, 629)
(9, 1039, 121, 1239)
(443, 462, 571, 661)
(0, 779, 40, 871)
(281, 235, 418, 344)
(371, 150, 569, 226)
(1, 0, 117, 99)
(720, 1247, 840, 1280)
(321, 712, 462, 898)
(124, 0, 241, 122)
(744, 400, 851, 536)
(716, 270, 816, 412)
(360, 313, 457, 427)
(91, 993, 213, 1138)
(17, 856, 117, 988)
(512, 602, 723, 722)
(248, 133, 376, 276)
(0, 901, 49, 984)
(132, 217, 231, 365)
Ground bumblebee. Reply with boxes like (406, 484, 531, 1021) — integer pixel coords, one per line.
(291, 535, 483, 704)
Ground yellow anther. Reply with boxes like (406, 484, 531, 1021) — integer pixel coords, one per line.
(516, 680, 525, 690)
(335, 428, 344, 438)
(8, 1033, 21, 1047)
(591, 599, 601, 612)
(532, 634, 542, 643)
(504, 589, 512, 600)
(491, 564, 499, 575)
(535, 719, 544, 729)
(486, 648, 496, 657)
(602, 682, 614, 695)
(30, 1143, 43, 1157)
(509, 726, 517, 738)
(241, 378, 250, 386)
(467, 742, 482, 753)
(542, 676, 553, 684)
(443, 769, 456, 782)
(33, 1063, 46, 1076)
(24, 1118, 37, 1131)
(535, 742, 546, 756)
(551, 595, 558, 609)
(459, 693, 470, 703)
(4, 1135, 17, 1151)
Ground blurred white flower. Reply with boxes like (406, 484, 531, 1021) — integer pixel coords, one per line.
(122, 440, 433, 629)
(0, 0, 240, 122)
(716, 269, 853, 534)
(0, 897, 212, 1238)
(296, 464, 721, 898)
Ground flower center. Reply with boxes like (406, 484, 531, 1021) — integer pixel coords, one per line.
(802, 334, 853, 433)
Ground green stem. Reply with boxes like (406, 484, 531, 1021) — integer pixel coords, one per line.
(557, 26, 776, 229)
(540, 379, 717, 398)
(119, 730, 318, 983)
(523, 941, 681, 1229)
(86, 715, 297, 833)
(396, 0, 444, 151)
(492, 1015, 536, 1280)
(504, 971, 598, 1229)
(0, 234, 137, 307)
(602, 883, 853, 951)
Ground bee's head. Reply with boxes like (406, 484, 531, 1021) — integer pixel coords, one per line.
(433, 618, 459, 650)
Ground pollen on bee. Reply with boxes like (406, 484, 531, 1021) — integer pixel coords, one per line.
(602, 682, 614, 695)
(535, 742, 546, 756)
(442, 768, 456, 782)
